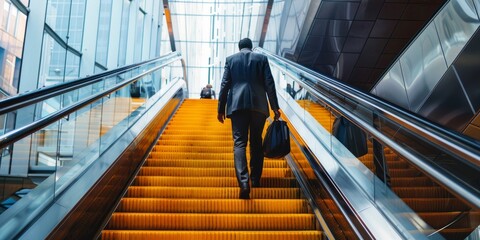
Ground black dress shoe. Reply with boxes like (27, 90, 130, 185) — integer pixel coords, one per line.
(239, 186, 250, 199)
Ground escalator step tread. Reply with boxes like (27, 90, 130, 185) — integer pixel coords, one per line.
(126, 186, 302, 199)
(102, 230, 322, 240)
(133, 176, 297, 187)
(137, 167, 292, 177)
(106, 213, 317, 230)
(117, 198, 310, 213)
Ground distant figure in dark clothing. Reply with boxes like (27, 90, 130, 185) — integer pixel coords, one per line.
(200, 84, 216, 99)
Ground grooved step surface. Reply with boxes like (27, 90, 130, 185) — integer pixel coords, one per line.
(102, 99, 323, 239)
(102, 230, 322, 240)
(107, 213, 317, 230)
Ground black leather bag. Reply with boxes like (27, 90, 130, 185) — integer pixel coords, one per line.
(263, 120, 290, 158)
(332, 116, 368, 157)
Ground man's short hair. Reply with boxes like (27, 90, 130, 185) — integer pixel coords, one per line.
(238, 38, 253, 50)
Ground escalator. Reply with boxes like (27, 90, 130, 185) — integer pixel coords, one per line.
(0, 49, 478, 240)
(300, 100, 477, 239)
(102, 99, 322, 239)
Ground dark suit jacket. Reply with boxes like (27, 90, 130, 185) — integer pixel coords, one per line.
(217, 48, 279, 117)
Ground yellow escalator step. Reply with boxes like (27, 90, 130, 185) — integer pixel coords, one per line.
(107, 213, 316, 230)
(102, 230, 322, 240)
(133, 176, 297, 187)
(144, 159, 288, 168)
(126, 186, 301, 199)
(117, 198, 309, 213)
(102, 99, 323, 239)
(137, 167, 292, 177)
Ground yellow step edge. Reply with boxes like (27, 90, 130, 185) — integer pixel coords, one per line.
(137, 167, 292, 177)
(117, 198, 309, 213)
(106, 213, 317, 230)
(144, 159, 288, 168)
(133, 176, 297, 188)
(126, 186, 301, 199)
(102, 230, 322, 240)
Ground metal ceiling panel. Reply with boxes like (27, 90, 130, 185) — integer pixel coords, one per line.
(384, 38, 408, 54)
(378, 3, 407, 19)
(315, 52, 340, 65)
(370, 20, 397, 38)
(316, 1, 359, 20)
(343, 37, 367, 53)
(356, 38, 388, 68)
(355, 0, 383, 20)
(334, 53, 359, 79)
(311, 19, 352, 37)
(348, 21, 375, 38)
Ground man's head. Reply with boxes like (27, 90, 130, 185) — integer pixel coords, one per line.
(238, 38, 253, 50)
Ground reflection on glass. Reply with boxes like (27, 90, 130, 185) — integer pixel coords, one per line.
(435, 0, 480, 66)
(0, 1, 27, 96)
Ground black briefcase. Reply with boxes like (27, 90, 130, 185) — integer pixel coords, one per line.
(263, 120, 290, 158)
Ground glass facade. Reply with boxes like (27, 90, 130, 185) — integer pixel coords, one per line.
(0, 0, 27, 97)
(0, 0, 165, 177)
(164, 0, 269, 98)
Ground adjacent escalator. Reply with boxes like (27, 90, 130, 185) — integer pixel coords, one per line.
(298, 100, 479, 239)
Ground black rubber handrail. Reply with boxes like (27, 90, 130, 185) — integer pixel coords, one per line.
(0, 52, 181, 115)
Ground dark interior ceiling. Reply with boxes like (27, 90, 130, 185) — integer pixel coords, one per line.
(286, 0, 447, 91)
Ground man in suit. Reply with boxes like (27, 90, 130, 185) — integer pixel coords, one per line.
(217, 38, 281, 199)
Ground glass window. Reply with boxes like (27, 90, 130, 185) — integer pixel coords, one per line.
(15, 11, 26, 39)
(96, 0, 113, 66)
(1, 1, 9, 30)
(46, 0, 71, 43)
(118, 0, 130, 66)
(6, 4, 16, 35)
(134, 10, 145, 62)
(40, 33, 66, 87)
(19, 0, 28, 7)
(68, 0, 86, 50)
(167, 1, 268, 97)
(3, 53, 14, 84)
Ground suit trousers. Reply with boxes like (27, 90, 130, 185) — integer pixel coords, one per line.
(230, 110, 267, 187)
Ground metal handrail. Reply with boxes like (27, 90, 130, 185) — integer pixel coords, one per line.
(255, 47, 480, 167)
(254, 47, 480, 208)
(0, 53, 183, 150)
(0, 52, 181, 115)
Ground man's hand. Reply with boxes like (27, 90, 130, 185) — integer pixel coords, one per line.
(217, 113, 225, 123)
(274, 110, 281, 121)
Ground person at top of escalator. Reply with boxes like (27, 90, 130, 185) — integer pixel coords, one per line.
(200, 84, 216, 99)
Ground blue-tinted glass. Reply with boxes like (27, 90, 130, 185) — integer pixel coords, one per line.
(118, 0, 131, 66)
(46, 0, 71, 43)
(96, 0, 113, 66)
(134, 10, 145, 62)
(168, 0, 269, 98)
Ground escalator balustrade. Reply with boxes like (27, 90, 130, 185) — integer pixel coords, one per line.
(298, 100, 479, 239)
